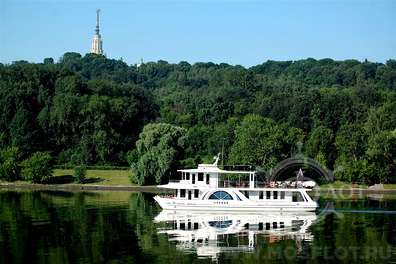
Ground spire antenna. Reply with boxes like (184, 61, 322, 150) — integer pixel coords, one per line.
(95, 9, 100, 34)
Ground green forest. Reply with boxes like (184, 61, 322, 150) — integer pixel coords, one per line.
(0, 52, 395, 184)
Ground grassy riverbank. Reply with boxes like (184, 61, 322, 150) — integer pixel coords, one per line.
(0, 169, 137, 189)
(52, 169, 132, 186)
(319, 181, 368, 189)
(0, 169, 164, 192)
(319, 181, 396, 190)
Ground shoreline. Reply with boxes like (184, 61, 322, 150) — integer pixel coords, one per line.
(312, 188, 396, 194)
(1, 182, 396, 194)
(0, 182, 164, 193)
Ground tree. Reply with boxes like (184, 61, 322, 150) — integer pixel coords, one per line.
(130, 123, 187, 185)
(334, 124, 369, 182)
(74, 165, 87, 183)
(334, 155, 370, 183)
(335, 124, 367, 161)
(365, 102, 396, 136)
(281, 126, 305, 158)
(21, 152, 53, 183)
(228, 115, 284, 171)
(207, 118, 238, 163)
(0, 146, 22, 181)
(43, 57, 54, 64)
(305, 125, 334, 167)
(365, 130, 396, 184)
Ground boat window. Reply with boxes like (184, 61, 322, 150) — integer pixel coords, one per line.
(206, 174, 210, 184)
(208, 191, 233, 200)
(266, 223, 270, 230)
(292, 192, 305, 202)
(180, 223, 185, 230)
(194, 223, 199, 229)
(273, 222, 277, 229)
(186, 173, 190, 180)
(273, 191, 278, 199)
(244, 191, 250, 198)
(194, 189, 199, 198)
(259, 191, 263, 199)
(280, 191, 285, 199)
(266, 191, 271, 199)
(180, 189, 186, 198)
(192, 174, 195, 184)
(198, 173, 204, 181)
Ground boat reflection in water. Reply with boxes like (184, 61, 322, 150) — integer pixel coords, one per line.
(154, 210, 317, 260)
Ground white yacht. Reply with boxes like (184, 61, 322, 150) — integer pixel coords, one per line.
(154, 160, 318, 211)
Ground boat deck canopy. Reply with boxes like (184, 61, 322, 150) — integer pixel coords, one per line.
(177, 168, 254, 174)
(158, 183, 312, 192)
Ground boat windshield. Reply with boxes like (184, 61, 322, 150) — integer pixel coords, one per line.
(208, 191, 233, 200)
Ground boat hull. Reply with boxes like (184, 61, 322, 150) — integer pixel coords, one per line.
(154, 196, 318, 212)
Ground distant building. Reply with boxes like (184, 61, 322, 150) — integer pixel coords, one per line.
(91, 9, 104, 55)
(137, 58, 144, 68)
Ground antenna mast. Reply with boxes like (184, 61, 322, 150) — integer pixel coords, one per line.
(221, 139, 225, 168)
(95, 9, 100, 34)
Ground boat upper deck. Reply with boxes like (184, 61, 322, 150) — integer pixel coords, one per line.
(166, 162, 312, 190)
(158, 182, 312, 192)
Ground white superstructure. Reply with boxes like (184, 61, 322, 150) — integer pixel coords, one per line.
(154, 161, 318, 211)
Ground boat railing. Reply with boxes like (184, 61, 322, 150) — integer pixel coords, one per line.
(219, 180, 303, 189)
(219, 180, 250, 188)
(221, 165, 255, 171)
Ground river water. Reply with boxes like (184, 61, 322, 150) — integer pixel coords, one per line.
(0, 190, 395, 263)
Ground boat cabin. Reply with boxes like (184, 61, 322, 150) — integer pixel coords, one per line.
(177, 163, 256, 189)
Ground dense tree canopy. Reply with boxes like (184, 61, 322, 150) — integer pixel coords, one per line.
(0, 53, 395, 184)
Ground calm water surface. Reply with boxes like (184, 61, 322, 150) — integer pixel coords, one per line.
(0, 190, 395, 263)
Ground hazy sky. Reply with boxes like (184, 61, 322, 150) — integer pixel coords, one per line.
(1, 0, 395, 66)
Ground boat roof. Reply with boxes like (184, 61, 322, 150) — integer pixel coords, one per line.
(158, 183, 312, 192)
(178, 164, 254, 174)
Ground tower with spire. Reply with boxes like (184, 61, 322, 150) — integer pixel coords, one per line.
(91, 9, 104, 55)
